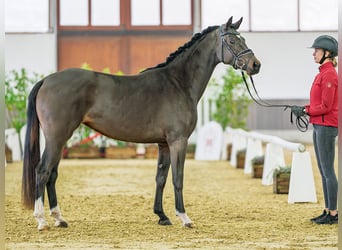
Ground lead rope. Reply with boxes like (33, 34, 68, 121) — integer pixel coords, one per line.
(241, 71, 309, 132)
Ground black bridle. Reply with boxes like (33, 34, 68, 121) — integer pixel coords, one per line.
(241, 72, 309, 132)
(220, 26, 254, 71)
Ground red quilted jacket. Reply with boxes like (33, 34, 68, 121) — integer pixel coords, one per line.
(305, 62, 338, 128)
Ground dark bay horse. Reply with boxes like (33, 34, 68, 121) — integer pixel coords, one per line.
(22, 17, 260, 230)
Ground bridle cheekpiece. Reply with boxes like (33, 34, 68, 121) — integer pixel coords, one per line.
(219, 26, 254, 71)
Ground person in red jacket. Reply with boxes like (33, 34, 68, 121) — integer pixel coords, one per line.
(293, 35, 338, 224)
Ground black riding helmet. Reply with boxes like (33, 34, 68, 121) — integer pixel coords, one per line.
(310, 35, 338, 64)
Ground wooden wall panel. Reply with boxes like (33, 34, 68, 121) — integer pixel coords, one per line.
(58, 36, 123, 73)
(58, 35, 190, 75)
(128, 36, 189, 74)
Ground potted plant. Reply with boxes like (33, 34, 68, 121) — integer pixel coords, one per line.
(251, 155, 264, 178)
(236, 149, 246, 169)
(105, 141, 137, 159)
(143, 143, 196, 159)
(5, 68, 43, 159)
(273, 165, 291, 194)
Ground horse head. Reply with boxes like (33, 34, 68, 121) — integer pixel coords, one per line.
(217, 17, 261, 75)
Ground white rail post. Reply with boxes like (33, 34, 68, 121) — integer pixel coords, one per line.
(262, 143, 285, 185)
(230, 131, 247, 168)
(221, 131, 232, 160)
(244, 138, 263, 174)
(5, 128, 21, 161)
(288, 151, 317, 203)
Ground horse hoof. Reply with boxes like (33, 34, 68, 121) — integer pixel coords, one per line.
(158, 219, 172, 226)
(184, 222, 193, 228)
(38, 224, 50, 231)
(55, 221, 68, 228)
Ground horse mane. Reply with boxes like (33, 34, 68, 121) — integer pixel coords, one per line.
(142, 25, 219, 72)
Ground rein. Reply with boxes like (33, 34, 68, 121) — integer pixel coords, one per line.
(241, 71, 309, 132)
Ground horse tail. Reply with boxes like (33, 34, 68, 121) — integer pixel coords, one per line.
(22, 79, 44, 210)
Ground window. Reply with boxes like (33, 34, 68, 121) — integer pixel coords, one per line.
(131, 0, 192, 27)
(58, 0, 191, 30)
(201, 0, 249, 31)
(91, 0, 120, 26)
(59, 0, 120, 27)
(131, 0, 160, 25)
(201, 0, 337, 31)
(162, 0, 191, 25)
(299, 0, 338, 30)
(5, 0, 49, 33)
(60, 0, 88, 26)
(250, 0, 298, 31)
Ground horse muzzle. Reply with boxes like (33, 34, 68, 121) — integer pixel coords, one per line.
(246, 57, 261, 76)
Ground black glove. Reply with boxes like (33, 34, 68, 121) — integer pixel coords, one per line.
(291, 105, 306, 117)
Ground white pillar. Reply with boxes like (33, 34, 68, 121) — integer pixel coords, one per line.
(262, 143, 285, 185)
(244, 138, 263, 174)
(288, 152, 317, 203)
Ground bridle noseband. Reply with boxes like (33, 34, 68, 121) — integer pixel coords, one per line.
(219, 26, 254, 70)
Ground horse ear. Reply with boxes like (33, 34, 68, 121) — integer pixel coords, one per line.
(231, 17, 243, 30)
(225, 16, 233, 30)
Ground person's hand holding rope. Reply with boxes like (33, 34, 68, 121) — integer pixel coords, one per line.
(290, 105, 309, 132)
(291, 105, 306, 117)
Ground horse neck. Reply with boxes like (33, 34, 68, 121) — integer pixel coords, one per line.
(169, 31, 219, 104)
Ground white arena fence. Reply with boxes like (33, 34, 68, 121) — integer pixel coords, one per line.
(225, 127, 317, 204)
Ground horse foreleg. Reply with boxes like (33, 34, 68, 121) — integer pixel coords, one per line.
(46, 167, 68, 228)
(154, 143, 172, 225)
(169, 139, 193, 228)
(175, 210, 193, 227)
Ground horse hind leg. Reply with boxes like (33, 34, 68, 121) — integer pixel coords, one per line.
(34, 156, 51, 231)
(34, 195, 49, 231)
(34, 143, 66, 230)
(47, 167, 68, 228)
(154, 143, 172, 225)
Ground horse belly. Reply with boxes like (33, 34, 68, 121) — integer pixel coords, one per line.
(84, 108, 168, 143)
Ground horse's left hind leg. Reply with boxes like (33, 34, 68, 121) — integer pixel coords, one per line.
(47, 167, 68, 228)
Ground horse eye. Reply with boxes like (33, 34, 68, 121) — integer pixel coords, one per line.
(229, 38, 235, 44)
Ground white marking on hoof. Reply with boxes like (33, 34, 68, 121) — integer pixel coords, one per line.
(37, 222, 50, 231)
(50, 205, 68, 228)
(176, 210, 193, 227)
(34, 197, 50, 231)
